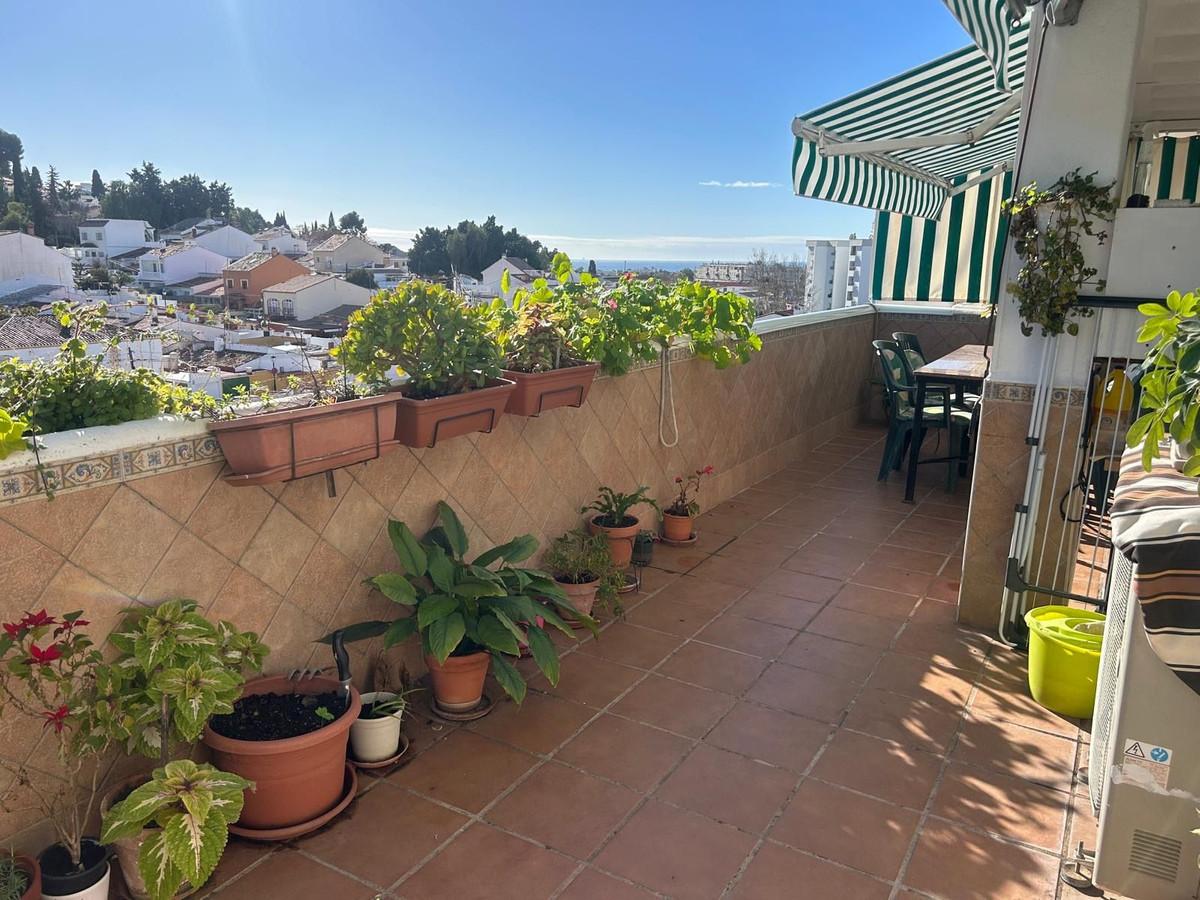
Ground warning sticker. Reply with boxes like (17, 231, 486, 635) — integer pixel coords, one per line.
(1123, 738, 1172, 790)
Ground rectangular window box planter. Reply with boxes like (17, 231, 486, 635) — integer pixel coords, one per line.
(394, 378, 516, 448)
(210, 393, 399, 486)
(502, 362, 600, 417)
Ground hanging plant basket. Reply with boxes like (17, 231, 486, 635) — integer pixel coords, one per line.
(502, 363, 600, 417)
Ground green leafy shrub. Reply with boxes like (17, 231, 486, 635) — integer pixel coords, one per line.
(333, 501, 594, 703)
(543, 529, 624, 616)
(334, 280, 501, 398)
(0, 409, 28, 459)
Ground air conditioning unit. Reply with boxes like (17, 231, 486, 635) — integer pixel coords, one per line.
(1088, 552, 1200, 898)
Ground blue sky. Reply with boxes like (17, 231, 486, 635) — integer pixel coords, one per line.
(7, 0, 970, 259)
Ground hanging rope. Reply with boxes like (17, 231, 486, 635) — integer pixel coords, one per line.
(658, 346, 679, 448)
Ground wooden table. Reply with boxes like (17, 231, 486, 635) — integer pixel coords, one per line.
(904, 344, 990, 503)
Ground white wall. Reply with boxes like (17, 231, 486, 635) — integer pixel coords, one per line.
(263, 277, 372, 320)
(138, 245, 227, 286)
(192, 226, 259, 260)
(0, 232, 75, 292)
(79, 220, 155, 258)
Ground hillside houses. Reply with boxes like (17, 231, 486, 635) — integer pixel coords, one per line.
(311, 233, 387, 273)
(222, 250, 312, 308)
(262, 273, 373, 320)
(136, 243, 227, 289)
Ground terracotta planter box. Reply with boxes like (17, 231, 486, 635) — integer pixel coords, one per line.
(202, 675, 360, 831)
(394, 379, 515, 448)
(210, 394, 399, 486)
(502, 363, 600, 417)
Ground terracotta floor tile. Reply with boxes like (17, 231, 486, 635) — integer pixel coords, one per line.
(715, 538, 798, 567)
(807, 606, 901, 649)
(970, 675, 1079, 738)
(745, 662, 859, 723)
(398, 823, 577, 900)
(695, 612, 797, 658)
(595, 800, 756, 900)
(211, 848, 379, 898)
(924, 574, 962, 602)
(865, 652, 975, 706)
(655, 744, 796, 833)
(866, 543, 948, 574)
(843, 687, 963, 754)
(800, 532, 879, 563)
(824, 514, 900, 542)
(576, 623, 683, 669)
(770, 779, 919, 880)
(528, 652, 643, 709)
(729, 589, 823, 630)
(951, 715, 1077, 791)
(612, 674, 735, 738)
(909, 596, 960, 628)
(634, 565, 681, 597)
(767, 503, 843, 531)
(812, 730, 942, 808)
(916, 499, 969, 521)
(468, 691, 595, 754)
(390, 730, 535, 812)
(884, 527, 962, 554)
(625, 596, 715, 637)
(736, 522, 818, 548)
(693, 510, 758, 536)
(705, 701, 833, 772)
(297, 783, 466, 886)
(652, 575, 747, 611)
(832, 583, 920, 621)
(931, 762, 1069, 851)
(688, 554, 770, 588)
(486, 761, 639, 858)
(779, 632, 884, 683)
(781, 547, 863, 580)
(649, 544, 709, 573)
(201, 838, 273, 893)
(1067, 791, 1097, 852)
(657, 641, 769, 694)
(557, 714, 691, 791)
(903, 820, 1060, 900)
(731, 842, 891, 900)
(755, 569, 843, 603)
(558, 868, 659, 899)
(894, 624, 990, 670)
(850, 560, 937, 597)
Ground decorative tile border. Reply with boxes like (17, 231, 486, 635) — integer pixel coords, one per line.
(984, 380, 1088, 406)
(0, 432, 222, 507)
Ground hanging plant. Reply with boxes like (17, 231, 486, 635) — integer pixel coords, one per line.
(1001, 169, 1118, 337)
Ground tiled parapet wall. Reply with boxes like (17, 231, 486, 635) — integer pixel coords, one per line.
(0, 310, 875, 849)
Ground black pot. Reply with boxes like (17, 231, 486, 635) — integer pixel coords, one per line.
(631, 533, 655, 567)
(38, 838, 109, 896)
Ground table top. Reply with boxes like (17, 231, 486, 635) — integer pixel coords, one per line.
(914, 344, 990, 383)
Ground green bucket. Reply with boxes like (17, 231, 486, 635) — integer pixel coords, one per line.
(1024, 605, 1105, 719)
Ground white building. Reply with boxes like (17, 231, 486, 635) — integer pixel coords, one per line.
(361, 265, 409, 290)
(189, 225, 259, 260)
(136, 243, 228, 289)
(262, 273, 373, 320)
(76, 219, 159, 263)
(804, 237, 872, 310)
(0, 314, 162, 370)
(0, 231, 76, 304)
(253, 227, 308, 257)
(697, 262, 750, 282)
(310, 234, 388, 273)
(479, 255, 549, 302)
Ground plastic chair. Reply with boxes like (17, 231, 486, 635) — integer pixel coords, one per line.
(873, 340, 973, 489)
(893, 331, 979, 411)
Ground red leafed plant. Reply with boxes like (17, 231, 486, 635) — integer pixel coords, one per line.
(666, 465, 715, 517)
(0, 609, 110, 871)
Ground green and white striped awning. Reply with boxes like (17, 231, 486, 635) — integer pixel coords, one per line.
(942, 0, 1028, 92)
(872, 166, 1014, 303)
(791, 24, 1028, 220)
(1122, 135, 1200, 202)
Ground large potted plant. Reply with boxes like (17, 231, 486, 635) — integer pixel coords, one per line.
(662, 465, 714, 542)
(1128, 289, 1200, 479)
(334, 502, 595, 710)
(0, 610, 112, 899)
(489, 254, 600, 417)
(334, 281, 515, 447)
(582, 486, 659, 568)
(97, 600, 266, 900)
(542, 529, 624, 621)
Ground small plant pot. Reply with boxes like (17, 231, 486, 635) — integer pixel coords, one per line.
(350, 691, 405, 763)
(99, 775, 197, 900)
(556, 576, 600, 620)
(9, 853, 39, 900)
(502, 363, 600, 417)
(1170, 438, 1195, 473)
(661, 512, 694, 542)
(202, 675, 360, 831)
(210, 394, 399, 486)
(394, 379, 516, 448)
(425, 651, 490, 711)
(39, 840, 110, 900)
(588, 515, 639, 569)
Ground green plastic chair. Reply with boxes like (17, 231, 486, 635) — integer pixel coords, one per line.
(873, 340, 973, 489)
(893, 331, 980, 410)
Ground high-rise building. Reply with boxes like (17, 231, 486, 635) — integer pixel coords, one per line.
(804, 236, 873, 310)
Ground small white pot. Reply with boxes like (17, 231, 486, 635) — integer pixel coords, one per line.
(43, 862, 111, 900)
(349, 691, 404, 763)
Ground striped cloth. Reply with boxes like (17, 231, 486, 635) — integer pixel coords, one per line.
(872, 167, 1013, 303)
(941, 0, 1025, 93)
(1122, 135, 1200, 203)
(1110, 444, 1200, 694)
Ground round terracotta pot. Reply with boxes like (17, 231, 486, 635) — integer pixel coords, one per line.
(588, 515, 639, 568)
(201, 675, 360, 831)
(556, 576, 599, 619)
(11, 853, 39, 900)
(100, 774, 198, 900)
(425, 651, 490, 711)
(662, 512, 694, 542)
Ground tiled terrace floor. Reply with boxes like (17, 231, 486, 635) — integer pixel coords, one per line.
(191, 426, 1101, 900)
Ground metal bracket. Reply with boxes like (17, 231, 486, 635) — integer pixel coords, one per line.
(1025, 436, 1040, 446)
(1005, 556, 1103, 607)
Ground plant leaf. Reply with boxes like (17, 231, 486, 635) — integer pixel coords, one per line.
(475, 615, 521, 656)
(371, 573, 417, 606)
(387, 520, 427, 575)
(417, 594, 460, 630)
(383, 616, 419, 647)
(437, 501, 469, 557)
(427, 612, 466, 663)
(472, 534, 538, 568)
(526, 627, 560, 686)
(490, 651, 527, 704)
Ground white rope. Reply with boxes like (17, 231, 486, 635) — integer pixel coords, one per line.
(658, 347, 679, 448)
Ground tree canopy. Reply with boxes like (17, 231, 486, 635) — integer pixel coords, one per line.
(345, 268, 378, 290)
(406, 215, 555, 279)
(338, 210, 366, 234)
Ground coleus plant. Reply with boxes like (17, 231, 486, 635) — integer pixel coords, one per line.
(334, 502, 596, 703)
(100, 760, 249, 900)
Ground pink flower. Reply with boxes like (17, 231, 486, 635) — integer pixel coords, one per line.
(18, 610, 55, 630)
(27, 643, 62, 666)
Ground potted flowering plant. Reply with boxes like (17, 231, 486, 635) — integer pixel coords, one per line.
(0, 610, 113, 900)
(581, 485, 659, 568)
(488, 254, 601, 417)
(663, 465, 715, 541)
(334, 281, 514, 447)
